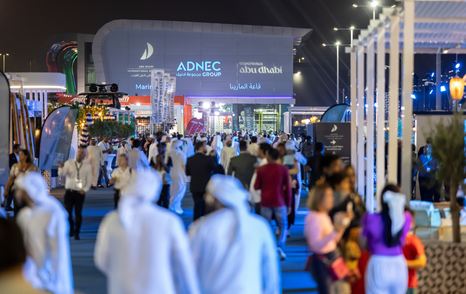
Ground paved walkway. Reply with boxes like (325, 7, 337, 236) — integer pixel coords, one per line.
(51, 188, 317, 294)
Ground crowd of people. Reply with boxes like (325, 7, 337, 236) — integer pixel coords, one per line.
(0, 130, 428, 294)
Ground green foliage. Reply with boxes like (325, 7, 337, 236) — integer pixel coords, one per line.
(430, 113, 465, 188)
(430, 112, 464, 243)
(89, 120, 135, 139)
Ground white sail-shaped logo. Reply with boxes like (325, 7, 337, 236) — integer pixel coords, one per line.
(140, 42, 154, 60)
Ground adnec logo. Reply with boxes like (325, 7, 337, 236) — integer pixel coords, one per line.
(331, 124, 338, 132)
(140, 42, 154, 60)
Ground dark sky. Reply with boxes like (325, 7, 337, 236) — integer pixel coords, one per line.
(1, 0, 398, 105)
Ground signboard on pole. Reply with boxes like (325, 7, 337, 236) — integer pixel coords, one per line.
(39, 106, 78, 171)
(314, 122, 351, 164)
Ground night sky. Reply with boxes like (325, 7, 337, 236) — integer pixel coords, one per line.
(1, 0, 400, 106)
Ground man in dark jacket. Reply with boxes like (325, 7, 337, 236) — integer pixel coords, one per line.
(227, 140, 258, 189)
(186, 141, 216, 220)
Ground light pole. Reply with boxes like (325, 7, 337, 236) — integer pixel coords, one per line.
(323, 41, 349, 104)
(352, 0, 380, 20)
(0, 53, 9, 72)
(333, 26, 361, 47)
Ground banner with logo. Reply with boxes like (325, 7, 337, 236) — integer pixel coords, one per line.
(314, 123, 351, 164)
(97, 27, 293, 98)
(39, 106, 78, 171)
(0, 72, 10, 184)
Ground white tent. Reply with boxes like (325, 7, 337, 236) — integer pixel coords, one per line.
(350, 0, 466, 211)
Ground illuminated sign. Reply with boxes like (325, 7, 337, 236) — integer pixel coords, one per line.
(176, 61, 222, 78)
(96, 26, 295, 97)
(238, 62, 283, 75)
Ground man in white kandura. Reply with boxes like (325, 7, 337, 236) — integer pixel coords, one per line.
(147, 136, 158, 165)
(15, 172, 73, 294)
(87, 139, 103, 189)
(168, 140, 187, 214)
(189, 175, 280, 294)
(94, 169, 199, 294)
(220, 140, 237, 171)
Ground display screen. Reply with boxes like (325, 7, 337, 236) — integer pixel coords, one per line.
(96, 28, 293, 98)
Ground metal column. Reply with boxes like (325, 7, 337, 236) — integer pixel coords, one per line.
(387, 12, 400, 184)
(376, 25, 386, 210)
(401, 0, 415, 198)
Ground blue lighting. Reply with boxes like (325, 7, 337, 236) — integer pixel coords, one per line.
(440, 85, 447, 92)
(455, 62, 461, 69)
(431, 72, 435, 78)
(429, 89, 434, 95)
(411, 94, 416, 99)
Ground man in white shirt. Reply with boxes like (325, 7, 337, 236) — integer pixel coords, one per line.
(95, 169, 199, 294)
(15, 172, 73, 294)
(58, 147, 92, 240)
(190, 175, 279, 294)
(97, 138, 111, 187)
(87, 139, 103, 189)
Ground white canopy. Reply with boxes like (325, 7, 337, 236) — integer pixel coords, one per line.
(349, 0, 466, 211)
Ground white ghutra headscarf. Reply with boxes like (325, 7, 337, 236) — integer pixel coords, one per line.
(383, 191, 406, 236)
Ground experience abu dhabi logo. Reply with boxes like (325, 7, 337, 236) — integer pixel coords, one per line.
(140, 42, 154, 60)
(238, 62, 283, 74)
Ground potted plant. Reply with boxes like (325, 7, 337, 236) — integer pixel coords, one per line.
(430, 112, 465, 243)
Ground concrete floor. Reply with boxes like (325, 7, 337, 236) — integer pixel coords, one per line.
(51, 188, 317, 294)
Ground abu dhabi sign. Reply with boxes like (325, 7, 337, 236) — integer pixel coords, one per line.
(176, 60, 222, 77)
(238, 62, 283, 75)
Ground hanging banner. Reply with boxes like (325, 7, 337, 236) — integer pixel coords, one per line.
(314, 122, 351, 164)
(150, 69, 164, 124)
(39, 106, 78, 170)
(0, 72, 10, 184)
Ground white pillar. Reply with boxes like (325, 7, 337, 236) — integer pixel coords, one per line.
(435, 50, 442, 110)
(401, 0, 415, 198)
(350, 47, 357, 168)
(357, 45, 366, 197)
(366, 34, 375, 212)
(43, 91, 48, 120)
(376, 25, 386, 210)
(336, 45, 340, 104)
(388, 12, 400, 184)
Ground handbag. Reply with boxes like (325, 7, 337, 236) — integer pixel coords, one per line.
(319, 252, 350, 281)
(305, 251, 350, 281)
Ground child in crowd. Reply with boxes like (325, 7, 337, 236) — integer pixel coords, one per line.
(403, 209, 427, 294)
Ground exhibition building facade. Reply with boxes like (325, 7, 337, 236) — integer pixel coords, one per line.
(77, 20, 311, 133)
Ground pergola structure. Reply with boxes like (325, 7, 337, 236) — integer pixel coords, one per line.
(350, 0, 466, 211)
